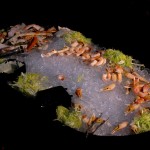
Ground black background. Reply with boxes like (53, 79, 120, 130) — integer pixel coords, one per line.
(1, 1, 150, 64)
(1, 0, 150, 149)
(0, 1, 150, 58)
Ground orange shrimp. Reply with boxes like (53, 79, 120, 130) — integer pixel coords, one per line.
(111, 121, 128, 134)
(75, 88, 82, 98)
(125, 103, 140, 115)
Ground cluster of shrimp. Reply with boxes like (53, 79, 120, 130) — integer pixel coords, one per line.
(73, 103, 106, 134)
(124, 71, 150, 115)
(100, 66, 150, 134)
(102, 65, 124, 83)
(0, 24, 56, 54)
(57, 74, 105, 133)
(57, 75, 106, 133)
(41, 40, 106, 67)
(101, 64, 150, 115)
(99, 65, 124, 93)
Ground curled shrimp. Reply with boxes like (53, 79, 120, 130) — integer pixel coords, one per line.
(115, 65, 124, 74)
(95, 57, 105, 66)
(90, 53, 101, 61)
(90, 60, 98, 66)
(81, 52, 91, 60)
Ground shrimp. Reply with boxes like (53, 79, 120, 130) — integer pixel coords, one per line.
(75, 88, 82, 98)
(102, 70, 112, 81)
(102, 58, 107, 65)
(90, 53, 101, 61)
(142, 84, 150, 93)
(76, 47, 86, 56)
(143, 94, 150, 101)
(137, 92, 148, 98)
(125, 72, 135, 80)
(102, 74, 108, 81)
(90, 60, 98, 66)
(71, 41, 79, 47)
(81, 52, 91, 60)
(125, 103, 140, 115)
(82, 115, 89, 124)
(132, 72, 149, 83)
(57, 74, 65, 81)
(135, 97, 145, 104)
(111, 73, 117, 82)
(100, 83, 116, 91)
(95, 57, 105, 66)
(111, 122, 128, 134)
(132, 83, 144, 94)
(117, 73, 122, 83)
(87, 114, 96, 126)
(115, 65, 124, 73)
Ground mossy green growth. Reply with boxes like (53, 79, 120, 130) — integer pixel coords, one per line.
(103, 49, 133, 68)
(63, 31, 91, 44)
(10, 72, 50, 96)
(131, 108, 150, 134)
(56, 105, 69, 121)
(56, 106, 82, 129)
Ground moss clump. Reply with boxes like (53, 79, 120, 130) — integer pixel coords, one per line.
(63, 31, 91, 44)
(131, 108, 150, 134)
(56, 105, 69, 121)
(103, 49, 133, 68)
(10, 72, 50, 96)
(56, 106, 82, 129)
